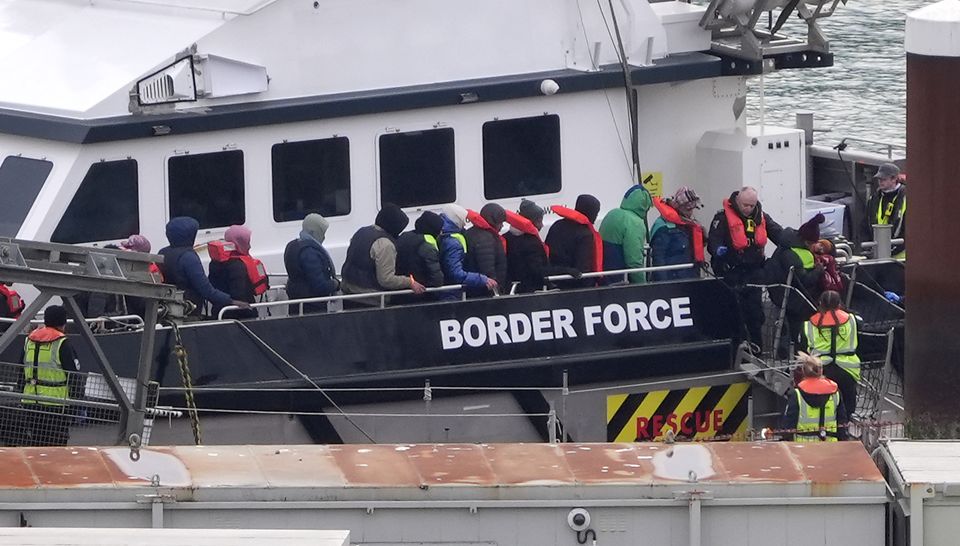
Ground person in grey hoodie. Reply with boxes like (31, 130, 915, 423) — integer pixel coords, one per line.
(283, 213, 340, 314)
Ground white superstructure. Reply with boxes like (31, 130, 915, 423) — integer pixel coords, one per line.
(0, 0, 824, 274)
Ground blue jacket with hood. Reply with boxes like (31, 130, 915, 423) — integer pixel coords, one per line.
(159, 217, 232, 315)
(439, 214, 489, 298)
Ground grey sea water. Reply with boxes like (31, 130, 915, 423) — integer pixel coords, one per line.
(743, 0, 935, 147)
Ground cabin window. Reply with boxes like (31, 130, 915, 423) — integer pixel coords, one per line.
(168, 150, 245, 229)
(52, 159, 139, 244)
(272, 137, 351, 222)
(0, 156, 53, 237)
(379, 128, 456, 208)
(482, 115, 561, 199)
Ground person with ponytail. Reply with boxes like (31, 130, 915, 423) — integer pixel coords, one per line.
(802, 290, 861, 424)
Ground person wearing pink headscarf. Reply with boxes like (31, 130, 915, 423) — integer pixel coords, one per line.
(208, 225, 261, 320)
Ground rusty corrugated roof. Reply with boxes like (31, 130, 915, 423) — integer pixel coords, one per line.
(0, 442, 883, 492)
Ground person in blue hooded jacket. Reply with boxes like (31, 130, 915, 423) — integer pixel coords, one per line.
(439, 204, 498, 300)
(158, 217, 250, 318)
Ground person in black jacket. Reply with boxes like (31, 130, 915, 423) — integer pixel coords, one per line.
(464, 203, 508, 296)
(209, 225, 262, 320)
(707, 187, 784, 346)
(504, 199, 579, 293)
(861, 163, 906, 258)
(764, 214, 825, 356)
(545, 194, 602, 289)
(283, 213, 340, 315)
(395, 211, 445, 303)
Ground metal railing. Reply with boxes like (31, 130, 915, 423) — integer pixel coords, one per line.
(217, 284, 468, 320)
(544, 263, 696, 282)
(0, 314, 145, 329)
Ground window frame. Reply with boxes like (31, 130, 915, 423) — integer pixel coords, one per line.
(51, 158, 140, 245)
(270, 136, 352, 224)
(376, 125, 457, 210)
(481, 113, 562, 200)
(165, 148, 246, 230)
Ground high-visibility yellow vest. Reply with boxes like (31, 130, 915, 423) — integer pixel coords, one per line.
(423, 234, 439, 250)
(789, 247, 815, 270)
(22, 336, 68, 406)
(451, 233, 468, 253)
(795, 389, 839, 442)
(805, 313, 861, 380)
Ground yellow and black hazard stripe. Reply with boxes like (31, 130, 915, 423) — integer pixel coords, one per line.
(606, 383, 750, 442)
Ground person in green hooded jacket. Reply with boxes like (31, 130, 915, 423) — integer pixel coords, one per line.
(598, 184, 652, 283)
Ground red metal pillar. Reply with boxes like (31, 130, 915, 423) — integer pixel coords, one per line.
(905, 1, 960, 433)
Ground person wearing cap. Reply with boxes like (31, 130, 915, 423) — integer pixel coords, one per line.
(395, 211, 445, 303)
(764, 214, 827, 355)
(650, 186, 706, 281)
(464, 204, 508, 294)
(862, 162, 906, 259)
(342, 204, 426, 304)
(545, 194, 604, 289)
(708, 186, 784, 346)
(438, 204, 498, 300)
(284, 214, 341, 314)
(3, 305, 83, 446)
(780, 352, 847, 442)
(120, 234, 151, 253)
(208, 225, 266, 320)
(598, 184, 652, 284)
(158, 217, 250, 319)
(504, 199, 579, 293)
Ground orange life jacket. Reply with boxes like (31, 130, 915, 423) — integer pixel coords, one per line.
(505, 210, 549, 258)
(208, 240, 270, 296)
(0, 285, 24, 319)
(652, 198, 705, 263)
(550, 205, 603, 273)
(797, 376, 839, 395)
(27, 326, 66, 344)
(467, 210, 506, 251)
(810, 309, 850, 328)
(723, 198, 767, 251)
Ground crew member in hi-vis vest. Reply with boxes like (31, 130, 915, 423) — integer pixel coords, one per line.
(0, 305, 82, 447)
(781, 353, 847, 442)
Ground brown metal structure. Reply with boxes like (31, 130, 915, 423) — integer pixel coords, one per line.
(905, 53, 960, 431)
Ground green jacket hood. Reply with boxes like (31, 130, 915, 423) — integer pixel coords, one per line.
(620, 185, 652, 215)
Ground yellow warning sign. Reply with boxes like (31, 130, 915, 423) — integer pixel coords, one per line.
(606, 382, 750, 442)
(642, 171, 663, 199)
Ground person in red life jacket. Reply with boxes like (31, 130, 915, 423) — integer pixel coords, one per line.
(208, 225, 267, 320)
(780, 352, 847, 442)
(395, 211, 445, 304)
(342, 204, 426, 306)
(283, 214, 340, 315)
(813, 239, 844, 293)
(0, 283, 25, 320)
(545, 194, 603, 289)
(764, 214, 826, 356)
(707, 187, 784, 346)
(0, 305, 83, 447)
(438, 204, 498, 301)
(464, 203, 508, 295)
(598, 184, 652, 284)
(504, 199, 580, 294)
(650, 186, 705, 281)
(158, 217, 250, 319)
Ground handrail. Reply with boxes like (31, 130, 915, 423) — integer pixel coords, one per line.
(544, 263, 696, 282)
(0, 314, 145, 328)
(217, 283, 468, 320)
(860, 238, 904, 249)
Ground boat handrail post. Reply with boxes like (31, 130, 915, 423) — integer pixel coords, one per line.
(872, 224, 893, 260)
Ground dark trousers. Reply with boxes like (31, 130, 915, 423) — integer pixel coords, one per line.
(823, 363, 859, 422)
(0, 404, 70, 447)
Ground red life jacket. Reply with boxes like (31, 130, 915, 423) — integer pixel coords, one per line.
(467, 210, 506, 251)
(652, 198, 705, 263)
(148, 262, 164, 283)
(0, 285, 24, 319)
(208, 240, 270, 296)
(550, 205, 603, 273)
(722, 198, 767, 251)
(797, 376, 839, 395)
(505, 210, 549, 257)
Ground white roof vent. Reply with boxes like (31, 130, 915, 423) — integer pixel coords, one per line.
(136, 57, 197, 106)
